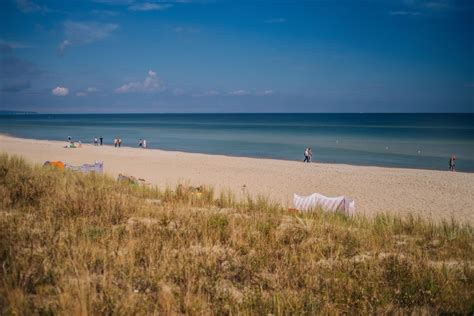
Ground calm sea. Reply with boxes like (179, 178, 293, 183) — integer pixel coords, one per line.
(0, 113, 473, 172)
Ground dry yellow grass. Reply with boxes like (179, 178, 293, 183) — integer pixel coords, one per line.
(0, 153, 473, 314)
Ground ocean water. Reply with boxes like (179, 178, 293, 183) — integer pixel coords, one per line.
(0, 113, 473, 172)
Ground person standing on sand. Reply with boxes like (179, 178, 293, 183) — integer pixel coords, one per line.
(143, 139, 147, 149)
(303, 148, 310, 163)
(99, 136, 103, 146)
(139, 139, 143, 147)
(114, 138, 118, 148)
(94, 137, 98, 146)
(118, 138, 122, 147)
(68, 136, 72, 143)
(449, 155, 456, 171)
(308, 148, 313, 162)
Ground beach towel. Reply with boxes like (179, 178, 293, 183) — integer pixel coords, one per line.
(79, 162, 103, 173)
(65, 161, 103, 174)
(293, 193, 355, 216)
(44, 161, 65, 169)
(44, 160, 103, 173)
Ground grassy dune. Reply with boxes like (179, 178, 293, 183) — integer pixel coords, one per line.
(0, 153, 473, 314)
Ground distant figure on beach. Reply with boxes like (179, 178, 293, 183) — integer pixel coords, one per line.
(99, 136, 103, 146)
(114, 138, 118, 148)
(118, 138, 122, 147)
(139, 139, 143, 147)
(308, 148, 313, 162)
(449, 155, 456, 172)
(94, 137, 98, 146)
(143, 139, 147, 149)
(303, 148, 310, 163)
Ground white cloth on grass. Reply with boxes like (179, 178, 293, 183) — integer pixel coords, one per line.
(293, 193, 355, 216)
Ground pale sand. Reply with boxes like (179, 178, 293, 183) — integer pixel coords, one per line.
(1, 134, 472, 223)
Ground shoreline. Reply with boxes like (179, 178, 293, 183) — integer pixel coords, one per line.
(2, 132, 467, 175)
(1, 132, 470, 174)
(1, 134, 473, 223)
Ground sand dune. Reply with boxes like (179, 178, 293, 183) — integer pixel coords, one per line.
(1, 134, 472, 223)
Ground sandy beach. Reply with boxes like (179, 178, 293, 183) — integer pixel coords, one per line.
(1, 134, 472, 223)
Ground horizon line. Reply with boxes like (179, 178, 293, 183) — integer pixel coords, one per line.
(2, 111, 474, 115)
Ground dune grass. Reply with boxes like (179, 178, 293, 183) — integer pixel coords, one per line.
(0, 153, 473, 314)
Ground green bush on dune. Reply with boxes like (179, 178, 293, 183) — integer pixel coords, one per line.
(0, 153, 473, 314)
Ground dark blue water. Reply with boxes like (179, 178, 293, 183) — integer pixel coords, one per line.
(0, 113, 473, 172)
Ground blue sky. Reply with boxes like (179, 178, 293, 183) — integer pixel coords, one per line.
(0, 0, 473, 113)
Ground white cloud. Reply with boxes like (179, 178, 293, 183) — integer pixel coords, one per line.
(0, 39, 30, 53)
(264, 18, 286, 24)
(58, 40, 71, 56)
(256, 90, 274, 96)
(0, 39, 30, 49)
(16, 0, 50, 13)
(418, 0, 451, 10)
(115, 70, 164, 93)
(226, 89, 275, 96)
(129, 3, 173, 11)
(58, 21, 118, 56)
(205, 90, 219, 96)
(228, 90, 250, 96)
(404, 0, 450, 10)
(52, 86, 69, 96)
(65, 21, 119, 44)
(192, 90, 219, 97)
(75, 87, 99, 96)
(394, 0, 456, 16)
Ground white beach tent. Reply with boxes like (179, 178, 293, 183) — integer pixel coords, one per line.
(293, 193, 355, 216)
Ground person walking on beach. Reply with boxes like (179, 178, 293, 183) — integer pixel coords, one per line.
(139, 139, 143, 147)
(449, 155, 456, 172)
(303, 147, 310, 163)
(68, 136, 72, 143)
(94, 137, 98, 146)
(143, 139, 147, 149)
(99, 136, 103, 146)
(114, 138, 118, 148)
(118, 138, 122, 147)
